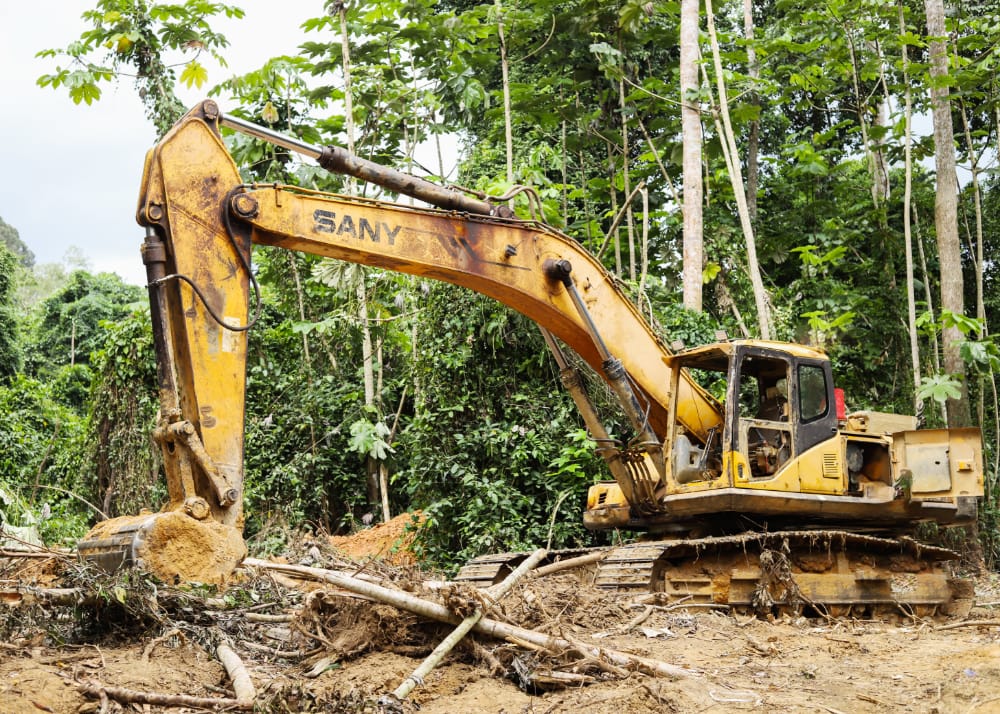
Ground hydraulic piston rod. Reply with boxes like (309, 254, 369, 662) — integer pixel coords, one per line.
(219, 112, 509, 218)
(544, 259, 664, 486)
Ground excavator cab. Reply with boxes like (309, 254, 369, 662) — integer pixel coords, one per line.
(736, 352, 793, 478)
(665, 340, 835, 486)
(732, 345, 836, 480)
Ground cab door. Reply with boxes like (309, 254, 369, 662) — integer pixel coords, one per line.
(733, 349, 794, 479)
(792, 359, 838, 455)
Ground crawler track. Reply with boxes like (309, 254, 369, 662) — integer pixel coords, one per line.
(456, 531, 974, 618)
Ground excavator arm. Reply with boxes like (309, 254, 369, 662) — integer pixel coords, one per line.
(80, 100, 720, 583)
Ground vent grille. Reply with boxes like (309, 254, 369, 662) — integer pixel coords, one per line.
(822, 453, 840, 478)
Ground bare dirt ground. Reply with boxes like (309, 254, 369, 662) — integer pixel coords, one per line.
(3, 517, 1000, 713)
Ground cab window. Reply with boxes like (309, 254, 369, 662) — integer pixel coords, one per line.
(799, 364, 828, 422)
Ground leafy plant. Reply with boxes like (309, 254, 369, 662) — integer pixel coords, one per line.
(917, 373, 963, 406)
(37, 0, 245, 133)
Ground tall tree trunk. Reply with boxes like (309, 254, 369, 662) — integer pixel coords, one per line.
(956, 93, 987, 439)
(925, 0, 970, 427)
(638, 186, 650, 293)
(496, 0, 514, 185)
(607, 143, 622, 275)
(337, 2, 356, 190)
(899, 2, 922, 419)
(576, 92, 595, 246)
(704, 0, 772, 339)
(844, 24, 887, 206)
(680, 0, 703, 311)
(954, 94, 985, 337)
(561, 116, 569, 226)
(743, 0, 759, 224)
(618, 66, 636, 282)
(288, 254, 311, 364)
(637, 116, 680, 204)
(914, 207, 948, 425)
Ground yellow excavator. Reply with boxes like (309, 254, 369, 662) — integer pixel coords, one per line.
(80, 101, 982, 615)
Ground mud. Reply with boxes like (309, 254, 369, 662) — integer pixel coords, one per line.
(0, 639, 222, 714)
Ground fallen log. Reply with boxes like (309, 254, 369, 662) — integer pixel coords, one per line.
(217, 642, 256, 703)
(527, 550, 606, 580)
(392, 548, 547, 701)
(0, 587, 90, 607)
(245, 612, 295, 623)
(1, 585, 234, 611)
(935, 619, 1000, 631)
(243, 558, 696, 679)
(0, 549, 69, 558)
(77, 683, 253, 710)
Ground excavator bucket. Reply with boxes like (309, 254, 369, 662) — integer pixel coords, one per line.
(77, 512, 246, 585)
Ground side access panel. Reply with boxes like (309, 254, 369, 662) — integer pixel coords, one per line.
(893, 427, 983, 498)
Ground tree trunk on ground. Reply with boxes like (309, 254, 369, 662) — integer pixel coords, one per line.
(925, 0, 970, 427)
(680, 0, 703, 311)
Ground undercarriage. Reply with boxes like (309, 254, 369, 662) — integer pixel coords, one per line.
(455, 530, 974, 619)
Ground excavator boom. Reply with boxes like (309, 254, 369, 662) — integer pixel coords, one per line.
(79, 101, 719, 582)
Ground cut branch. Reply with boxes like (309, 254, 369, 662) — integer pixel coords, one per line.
(243, 558, 696, 679)
(392, 548, 547, 700)
(529, 550, 607, 579)
(217, 642, 256, 703)
(77, 683, 253, 710)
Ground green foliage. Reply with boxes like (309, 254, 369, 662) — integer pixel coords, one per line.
(0, 374, 89, 543)
(348, 418, 393, 460)
(86, 307, 159, 519)
(26, 0, 1000, 567)
(51, 364, 95, 410)
(396, 285, 601, 571)
(27, 270, 143, 376)
(37, 0, 244, 133)
(0, 244, 22, 379)
(242, 310, 374, 535)
(645, 293, 725, 349)
(0, 216, 35, 268)
(917, 373, 962, 406)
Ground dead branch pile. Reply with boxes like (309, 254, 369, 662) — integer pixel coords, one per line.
(2, 542, 697, 712)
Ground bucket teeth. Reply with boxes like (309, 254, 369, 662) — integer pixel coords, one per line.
(77, 520, 148, 572)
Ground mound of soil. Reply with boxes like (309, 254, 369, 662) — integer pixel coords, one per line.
(329, 511, 425, 566)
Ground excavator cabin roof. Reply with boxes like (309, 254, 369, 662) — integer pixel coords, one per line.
(664, 339, 829, 372)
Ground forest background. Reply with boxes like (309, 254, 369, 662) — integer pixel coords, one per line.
(1, 0, 999, 573)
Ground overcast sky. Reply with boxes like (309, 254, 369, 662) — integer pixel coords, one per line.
(0, 1, 314, 285)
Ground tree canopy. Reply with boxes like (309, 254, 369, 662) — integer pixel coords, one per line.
(13, 0, 1000, 565)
